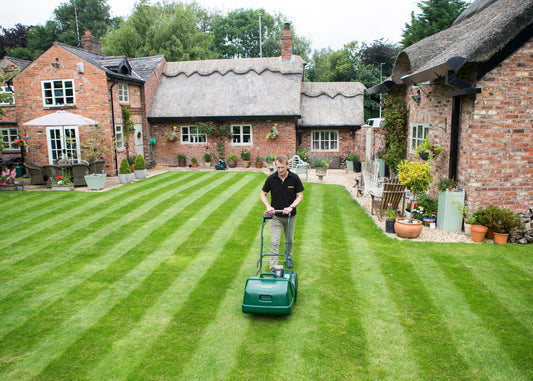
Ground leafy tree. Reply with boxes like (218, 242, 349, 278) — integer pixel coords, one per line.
(101, 0, 216, 61)
(0, 24, 31, 57)
(6, 22, 60, 60)
(401, 0, 469, 48)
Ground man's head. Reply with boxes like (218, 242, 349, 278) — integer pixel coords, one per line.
(275, 155, 289, 177)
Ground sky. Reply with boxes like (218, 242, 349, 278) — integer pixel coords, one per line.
(0, 0, 420, 51)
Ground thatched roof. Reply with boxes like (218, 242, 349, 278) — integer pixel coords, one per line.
(369, 0, 533, 91)
(298, 82, 366, 127)
(149, 56, 306, 120)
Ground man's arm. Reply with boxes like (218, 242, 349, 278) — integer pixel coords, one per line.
(261, 190, 275, 214)
(284, 191, 303, 215)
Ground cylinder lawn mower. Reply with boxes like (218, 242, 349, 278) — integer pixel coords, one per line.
(242, 211, 298, 315)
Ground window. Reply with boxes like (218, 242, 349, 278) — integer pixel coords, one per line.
(181, 126, 206, 143)
(46, 126, 80, 163)
(42, 79, 75, 106)
(232, 125, 252, 145)
(115, 124, 124, 149)
(0, 85, 14, 106)
(311, 130, 339, 151)
(1, 128, 19, 149)
(410, 123, 429, 153)
(118, 83, 129, 103)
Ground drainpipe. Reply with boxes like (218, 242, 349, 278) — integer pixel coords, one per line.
(449, 96, 461, 180)
(109, 81, 118, 175)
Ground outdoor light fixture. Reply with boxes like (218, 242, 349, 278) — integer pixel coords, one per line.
(411, 89, 421, 103)
(51, 57, 60, 68)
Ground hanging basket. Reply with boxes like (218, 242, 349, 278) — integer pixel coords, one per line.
(418, 151, 429, 161)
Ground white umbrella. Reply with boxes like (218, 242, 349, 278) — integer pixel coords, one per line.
(23, 110, 98, 126)
(23, 110, 99, 163)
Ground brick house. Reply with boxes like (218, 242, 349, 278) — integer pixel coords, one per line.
(148, 23, 365, 168)
(1, 31, 166, 174)
(368, 0, 533, 213)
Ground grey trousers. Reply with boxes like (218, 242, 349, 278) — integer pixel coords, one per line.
(269, 215, 297, 268)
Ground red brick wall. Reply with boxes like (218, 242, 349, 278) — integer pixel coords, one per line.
(402, 37, 533, 213)
(150, 119, 297, 166)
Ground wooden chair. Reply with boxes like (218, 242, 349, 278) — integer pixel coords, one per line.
(288, 155, 310, 181)
(370, 178, 406, 221)
(23, 162, 47, 185)
(42, 165, 64, 187)
(70, 163, 91, 186)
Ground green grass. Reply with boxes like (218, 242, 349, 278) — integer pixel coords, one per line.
(0, 171, 531, 380)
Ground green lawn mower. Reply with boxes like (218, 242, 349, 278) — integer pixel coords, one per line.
(242, 211, 297, 315)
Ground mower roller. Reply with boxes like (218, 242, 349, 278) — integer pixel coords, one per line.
(242, 210, 297, 315)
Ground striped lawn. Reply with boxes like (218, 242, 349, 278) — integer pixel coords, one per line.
(0, 171, 531, 380)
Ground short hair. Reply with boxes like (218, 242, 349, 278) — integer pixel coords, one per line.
(275, 155, 288, 164)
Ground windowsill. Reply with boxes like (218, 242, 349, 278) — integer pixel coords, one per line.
(43, 105, 76, 109)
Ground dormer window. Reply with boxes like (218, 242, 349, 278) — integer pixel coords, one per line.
(118, 83, 129, 103)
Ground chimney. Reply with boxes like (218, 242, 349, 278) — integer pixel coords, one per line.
(281, 23, 293, 61)
(80, 30, 101, 54)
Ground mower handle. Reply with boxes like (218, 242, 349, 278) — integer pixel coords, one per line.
(263, 210, 292, 219)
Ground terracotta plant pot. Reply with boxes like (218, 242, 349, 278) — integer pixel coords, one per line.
(470, 225, 488, 242)
(493, 232, 509, 244)
(227, 161, 236, 168)
(255, 161, 263, 168)
(394, 218, 423, 239)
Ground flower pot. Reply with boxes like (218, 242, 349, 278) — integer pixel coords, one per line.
(437, 190, 465, 232)
(134, 169, 147, 179)
(84, 174, 106, 190)
(385, 219, 395, 233)
(470, 225, 488, 242)
(243, 160, 251, 168)
(346, 160, 354, 172)
(178, 159, 186, 167)
(192, 163, 198, 168)
(118, 173, 132, 184)
(464, 223, 471, 236)
(227, 161, 236, 168)
(418, 151, 429, 161)
(394, 218, 423, 239)
(255, 161, 263, 168)
(204, 162, 211, 168)
(493, 232, 509, 244)
(52, 184, 74, 191)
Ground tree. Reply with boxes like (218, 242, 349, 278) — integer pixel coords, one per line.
(101, 0, 216, 61)
(210, 9, 310, 60)
(401, 0, 469, 48)
(6, 22, 60, 60)
(0, 24, 31, 57)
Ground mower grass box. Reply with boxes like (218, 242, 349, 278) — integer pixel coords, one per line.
(242, 270, 296, 315)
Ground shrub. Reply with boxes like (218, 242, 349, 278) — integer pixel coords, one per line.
(134, 155, 146, 170)
(203, 152, 212, 162)
(397, 160, 433, 194)
(119, 158, 131, 174)
(228, 154, 237, 162)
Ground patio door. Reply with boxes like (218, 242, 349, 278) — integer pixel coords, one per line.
(134, 124, 144, 156)
(47, 126, 80, 164)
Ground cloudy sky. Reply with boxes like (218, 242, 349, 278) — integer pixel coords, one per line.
(0, 0, 420, 51)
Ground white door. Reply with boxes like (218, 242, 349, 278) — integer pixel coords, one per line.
(47, 126, 80, 164)
(134, 124, 143, 156)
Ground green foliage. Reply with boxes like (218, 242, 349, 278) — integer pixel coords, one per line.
(202, 152, 212, 162)
(177, 153, 186, 161)
(346, 153, 360, 161)
(379, 95, 408, 171)
(397, 160, 433, 194)
(310, 156, 329, 168)
(196, 121, 231, 139)
(134, 154, 146, 170)
(401, 0, 469, 48)
(416, 193, 438, 215)
(437, 177, 456, 192)
(296, 145, 310, 162)
(227, 154, 237, 162)
(240, 149, 250, 160)
(119, 158, 131, 174)
(476, 205, 524, 234)
(81, 127, 111, 164)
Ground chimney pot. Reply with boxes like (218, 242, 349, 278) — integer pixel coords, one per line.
(80, 30, 101, 54)
(281, 22, 293, 61)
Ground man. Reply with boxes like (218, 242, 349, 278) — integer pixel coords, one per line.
(260, 155, 304, 270)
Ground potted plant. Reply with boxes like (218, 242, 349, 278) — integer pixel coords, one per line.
(134, 154, 147, 179)
(241, 149, 251, 168)
(191, 157, 198, 167)
(346, 153, 360, 172)
(227, 154, 237, 168)
(51, 168, 74, 191)
(255, 156, 263, 168)
(416, 193, 437, 227)
(483, 205, 524, 244)
(203, 152, 212, 167)
(265, 124, 279, 140)
(414, 135, 444, 161)
(177, 153, 186, 167)
(118, 158, 132, 184)
(385, 203, 396, 233)
(265, 154, 276, 171)
(311, 156, 329, 181)
(436, 176, 465, 232)
(470, 208, 489, 242)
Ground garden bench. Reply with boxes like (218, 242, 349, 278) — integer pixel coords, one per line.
(288, 155, 310, 180)
(361, 159, 386, 198)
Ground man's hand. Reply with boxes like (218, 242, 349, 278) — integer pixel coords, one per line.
(266, 206, 275, 214)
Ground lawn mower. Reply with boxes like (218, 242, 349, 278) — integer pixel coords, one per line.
(242, 210, 297, 315)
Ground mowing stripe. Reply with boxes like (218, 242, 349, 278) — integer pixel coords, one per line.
(432, 252, 533, 379)
(86, 177, 264, 380)
(0, 172, 234, 341)
(337, 193, 421, 380)
(0, 172, 213, 301)
(413, 253, 526, 380)
(0, 173, 258, 380)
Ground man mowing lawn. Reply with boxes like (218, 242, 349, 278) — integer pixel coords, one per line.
(260, 155, 304, 271)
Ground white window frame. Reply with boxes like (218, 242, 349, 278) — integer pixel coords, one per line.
(181, 125, 206, 144)
(1, 127, 19, 150)
(118, 83, 129, 103)
(410, 123, 429, 153)
(311, 130, 339, 152)
(0, 85, 14, 106)
(231, 124, 252, 146)
(115, 124, 124, 149)
(42, 79, 75, 106)
(46, 126, 80, 164)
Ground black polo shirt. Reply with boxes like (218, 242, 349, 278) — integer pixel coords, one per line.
(262, 170, 304, 215)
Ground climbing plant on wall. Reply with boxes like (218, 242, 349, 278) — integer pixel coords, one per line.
(378, 94, 408, 172)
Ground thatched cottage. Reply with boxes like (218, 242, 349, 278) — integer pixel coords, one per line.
(368, 0, 533, 213)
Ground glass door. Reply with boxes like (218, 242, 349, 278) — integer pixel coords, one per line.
(47, 126, 80, 164)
